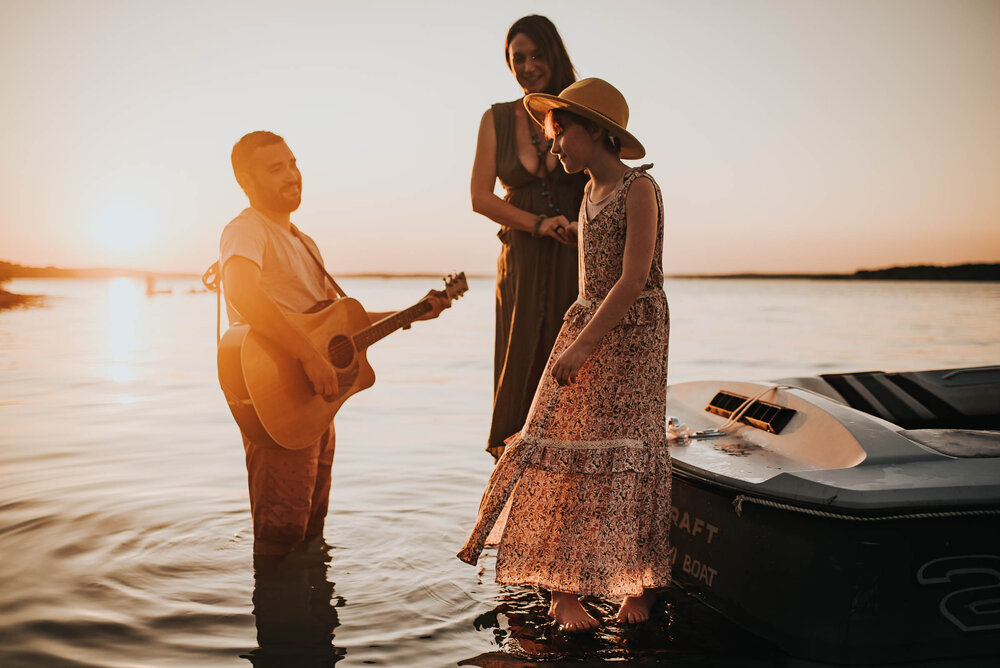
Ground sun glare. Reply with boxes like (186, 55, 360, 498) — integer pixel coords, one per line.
(91, 200, 155, 257)
(105, 277, 139, 384)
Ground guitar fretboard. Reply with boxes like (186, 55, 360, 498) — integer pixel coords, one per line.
(353, 300, 433, 350)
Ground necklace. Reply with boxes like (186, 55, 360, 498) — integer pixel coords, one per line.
(529, 125, 553, 160)
(528, 124, 561, 215)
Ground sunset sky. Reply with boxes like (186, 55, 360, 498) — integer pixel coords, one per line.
(1, 0, 998, 276)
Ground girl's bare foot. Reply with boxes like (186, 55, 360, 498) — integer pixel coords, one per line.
(616, 589, 658, 624)
(549, 591, 600, 633)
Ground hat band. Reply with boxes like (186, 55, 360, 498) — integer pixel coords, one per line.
(567, 101, 623, 129)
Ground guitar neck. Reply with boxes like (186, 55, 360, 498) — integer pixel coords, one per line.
(353, 300, 432, 350)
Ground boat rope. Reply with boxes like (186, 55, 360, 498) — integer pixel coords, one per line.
(731, 494, 1000, 521)
(715, 384, 791, 432)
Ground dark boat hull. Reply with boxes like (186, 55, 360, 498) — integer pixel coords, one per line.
(669, 464, 1000, 664)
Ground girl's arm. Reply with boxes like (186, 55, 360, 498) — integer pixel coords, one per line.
(470, 107, 569, 240)
(551, 176, 658, 385)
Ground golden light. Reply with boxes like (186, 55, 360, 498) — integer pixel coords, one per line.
(90, 199, 155, 257)
(105, 277, 140, 384)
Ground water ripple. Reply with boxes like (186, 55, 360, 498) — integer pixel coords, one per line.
(2, 277, 997, 667)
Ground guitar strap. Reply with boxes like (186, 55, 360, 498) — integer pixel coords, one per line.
(203, 224, 346, 345)
(290, 224, 349, 299)
(201, 260, 222, 343)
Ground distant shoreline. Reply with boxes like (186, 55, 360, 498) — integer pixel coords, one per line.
(0, 288, 40, 310)
(0, 260, 493, 281)
(2, 260, 998, 283)
(0, 261, 200, 280)
(669, 263, 999, 282)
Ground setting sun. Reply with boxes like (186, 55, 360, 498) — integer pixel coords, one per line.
(1, 1, 996, 276)
(88, 200, 156, 258)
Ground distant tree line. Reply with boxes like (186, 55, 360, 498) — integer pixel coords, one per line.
(3, 259, 999, 282)
(0, 260, 191, 280)
(676, 262, 999, 282)
(852, 263, 999, 281)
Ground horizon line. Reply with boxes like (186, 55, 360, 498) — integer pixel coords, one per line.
(2, 260, 999, 282)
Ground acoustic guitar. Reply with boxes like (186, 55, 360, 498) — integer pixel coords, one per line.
(218, 273, 468, 450)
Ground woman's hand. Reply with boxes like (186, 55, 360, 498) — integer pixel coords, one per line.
(551, 340, 593, 386)
(538, 215, 575, 244)
(562, 220, 579, 245)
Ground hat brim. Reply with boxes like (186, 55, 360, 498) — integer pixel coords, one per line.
(524, 93, 646, 160)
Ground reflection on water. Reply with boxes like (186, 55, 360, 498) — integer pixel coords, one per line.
(1, 277, 998, 668)
(246, 538, 344, 667)
(105, 277, 139, 383)
(459, 585, 779, 666)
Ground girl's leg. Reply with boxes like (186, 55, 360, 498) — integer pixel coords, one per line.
(616, 588, 658, 624)
(549, 591, 600, 632)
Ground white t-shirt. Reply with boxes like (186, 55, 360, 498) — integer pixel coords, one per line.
(219, 208, 329, 324)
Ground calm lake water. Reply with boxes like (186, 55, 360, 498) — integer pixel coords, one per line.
(1, 276, 998, 667)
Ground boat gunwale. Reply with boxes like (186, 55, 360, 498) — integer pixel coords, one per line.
(670, 460, 1000, 519)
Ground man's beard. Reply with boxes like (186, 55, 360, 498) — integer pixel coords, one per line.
(256, 183, 301, 214)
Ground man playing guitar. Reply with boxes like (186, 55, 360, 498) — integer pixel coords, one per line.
(219, 131, 451, 557)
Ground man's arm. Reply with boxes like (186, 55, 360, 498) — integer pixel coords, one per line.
(323, 289, 448, 325)
(224, 256, 338, 398)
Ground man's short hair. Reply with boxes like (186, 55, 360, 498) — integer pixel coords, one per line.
(231, 131, 285, 180)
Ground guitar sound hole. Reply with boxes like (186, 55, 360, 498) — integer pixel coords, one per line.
(327, 335, 355, 369)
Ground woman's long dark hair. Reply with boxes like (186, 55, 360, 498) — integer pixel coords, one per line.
(505, 15, 577, 95)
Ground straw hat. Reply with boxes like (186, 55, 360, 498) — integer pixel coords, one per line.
(524, 78, 645, 159)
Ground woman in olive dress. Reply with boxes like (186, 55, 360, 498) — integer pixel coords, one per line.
(470, 15, 587, 461)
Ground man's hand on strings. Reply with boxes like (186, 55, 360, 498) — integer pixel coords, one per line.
(301, 349, 339, 400)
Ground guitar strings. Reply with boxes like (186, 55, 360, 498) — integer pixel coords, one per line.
(318, 280, 466, 363)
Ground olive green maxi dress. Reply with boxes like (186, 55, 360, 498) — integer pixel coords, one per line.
(488, 100, 587, 457)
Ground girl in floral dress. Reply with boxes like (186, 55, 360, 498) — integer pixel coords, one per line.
(458, 78, 670, 632)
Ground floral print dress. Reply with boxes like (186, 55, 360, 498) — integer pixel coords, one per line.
(458, 165, 671, 598)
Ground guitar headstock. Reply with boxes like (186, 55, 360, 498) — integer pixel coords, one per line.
(443, 272, 469, 300)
